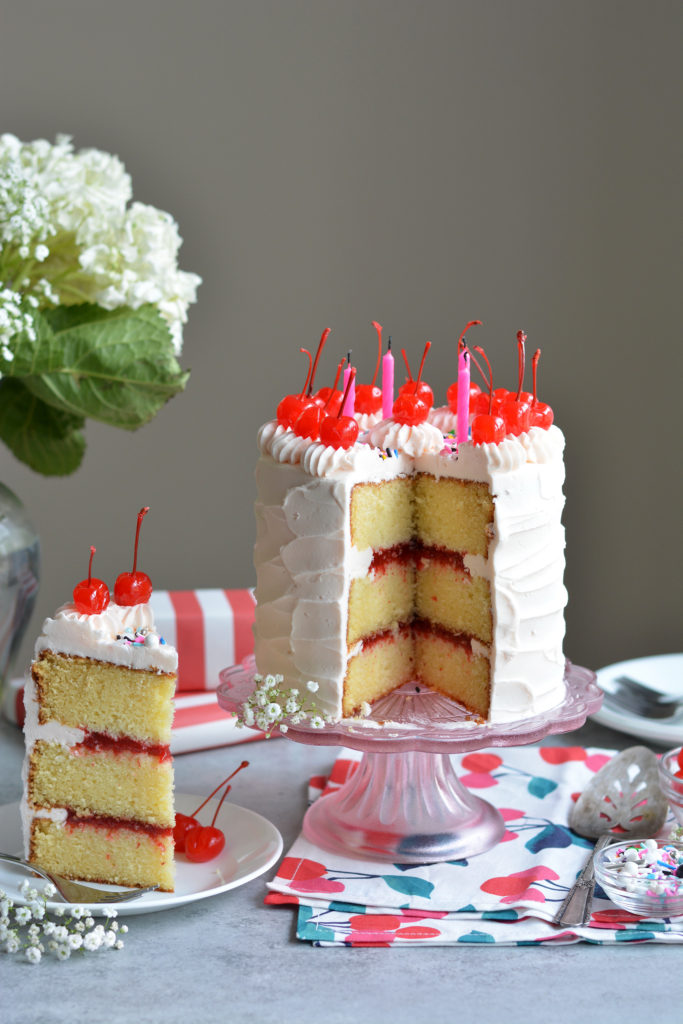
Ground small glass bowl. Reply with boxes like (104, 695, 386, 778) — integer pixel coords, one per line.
(595, 839, 683, 917)
(658, 746, 683, 825)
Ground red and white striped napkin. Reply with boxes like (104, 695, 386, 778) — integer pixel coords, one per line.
(149, 588, 255, 692)
(1, 588, 264, 755)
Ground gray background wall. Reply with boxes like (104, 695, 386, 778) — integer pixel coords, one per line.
(1, 0, 681, 678)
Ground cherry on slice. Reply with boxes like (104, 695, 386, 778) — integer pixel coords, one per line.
(114, 507, 153, 606)
(73, 546, 110, 615)
(185, 825, 226, 862)
(471, 413, 506, 445)
(676, 748, 683, 772)
(173, 812, 199, 854)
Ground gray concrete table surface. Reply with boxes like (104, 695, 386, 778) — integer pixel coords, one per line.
(0, 714, 679, 1024)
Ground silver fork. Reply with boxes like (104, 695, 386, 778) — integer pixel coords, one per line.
(0, 852, 158, 904)
(600, 675, 682, 720)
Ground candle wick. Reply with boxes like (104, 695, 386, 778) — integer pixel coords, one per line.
(347, 350, 352, 364)
(387, 336, 392, 352)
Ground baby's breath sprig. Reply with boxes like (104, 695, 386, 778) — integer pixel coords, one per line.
(236, 674, 334, 736)
(0, 881, 127, 964)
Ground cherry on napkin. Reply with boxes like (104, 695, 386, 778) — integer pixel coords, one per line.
(265, 746, 683, 946)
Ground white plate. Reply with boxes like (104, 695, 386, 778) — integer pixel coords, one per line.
(592, 652, 683, 746)
(0, 794, 283, 917)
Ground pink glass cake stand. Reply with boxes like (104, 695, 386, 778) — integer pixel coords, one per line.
(217, 658, 601, 864)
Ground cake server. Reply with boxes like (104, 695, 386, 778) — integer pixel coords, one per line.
(0, 852, 159, 904)
(600, 675, 682, 720)
(553, 746, 668, 927)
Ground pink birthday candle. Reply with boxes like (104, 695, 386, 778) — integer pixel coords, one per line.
(382, 337, 394, 419)
(456, 348, 470, 444)
(342, 353, 356, 417)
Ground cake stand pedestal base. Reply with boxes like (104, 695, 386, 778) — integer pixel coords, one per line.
(218, 659, 602, 865)
(303, 749, 504, 862)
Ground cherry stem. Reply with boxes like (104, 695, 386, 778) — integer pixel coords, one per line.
(467, 348, 488, 392)
(307, 328, 331, 396)
(413, 340, 431, 393)
(401, 348, 412, 380)
(131, 508, 150, 574)
(87, 546, 96, 586)
(516, 330, 527, 400)
(323, 357, 346, 412)
(370, 321, 382, 386)
(337, 366, 356, 417)
(210, 784, 231, 828)
(189, 761, 250, 819)
(473, 346, 494, 415)
(457, 319, 482, 355)
(532, 347, 541, 404)
(298, 348, 313, 397)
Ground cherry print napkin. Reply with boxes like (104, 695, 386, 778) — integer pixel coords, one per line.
(265, 746, 683, 946)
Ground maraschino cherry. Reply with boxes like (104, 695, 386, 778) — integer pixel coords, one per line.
(73, 546, 110, 614)
(500, 331, 532, 436)
(529, 348, 554, 428)
(393, 341, 432, 425)
(319, 368, 359, 449)
(354, 321, 384, 417)
(114, 507, 153, 606)
(174, 760, 249, 856)
(276, 348, 316, 428)
(470, 346, 506, 445)
(446, 320, 482, 412)
(398, 347, 434, 409)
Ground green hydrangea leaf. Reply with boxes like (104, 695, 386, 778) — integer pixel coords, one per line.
(9, 303, 189, 429)
(0, 378, 86, 475)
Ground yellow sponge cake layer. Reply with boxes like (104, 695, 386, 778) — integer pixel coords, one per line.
(29, 740, 174, 826)
(415, 555, 492, 644)
(413, 475, 493, 556)
(414, 626, 491, 720)
(343, 629, 414, 716)
(30, 818, 174, 892)
(33, 651, 175, 743)
(351, 477, 414, 551)
(347, 558, 414, 645)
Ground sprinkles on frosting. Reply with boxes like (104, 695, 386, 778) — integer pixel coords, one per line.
(115, 627, 165, 648)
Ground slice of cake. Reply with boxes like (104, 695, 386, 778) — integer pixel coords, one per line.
(253, 332, 567, 725)
(21, 516, 177, 891)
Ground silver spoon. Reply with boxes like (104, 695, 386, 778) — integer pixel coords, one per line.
(553, 746, 669, 927)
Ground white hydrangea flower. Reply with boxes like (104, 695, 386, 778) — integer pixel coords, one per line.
(83, 930, 102, 951)
(25, 945, 42, 964)
(306, 681, 319, 693)
(55, 944, 71, 960)
(309, 715, 325, 729)
(53, 925, 68, 943)
(42, 882, 56, 898)
(5, 935, 20, 954)
(68, 933, 83, 950)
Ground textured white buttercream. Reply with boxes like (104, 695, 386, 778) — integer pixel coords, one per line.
(254, 420, 567, 723)
(35, 602, 178, 673)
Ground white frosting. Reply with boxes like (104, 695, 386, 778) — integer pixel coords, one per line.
(35, 602, 178, 673)
(254, 419, 567, 723)
(368, 418, 445, 456)
(428, 405, 458, 433)
(354, 410, 383, 430)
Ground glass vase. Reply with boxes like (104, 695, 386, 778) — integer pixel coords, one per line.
(0, 483, 40, 702)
